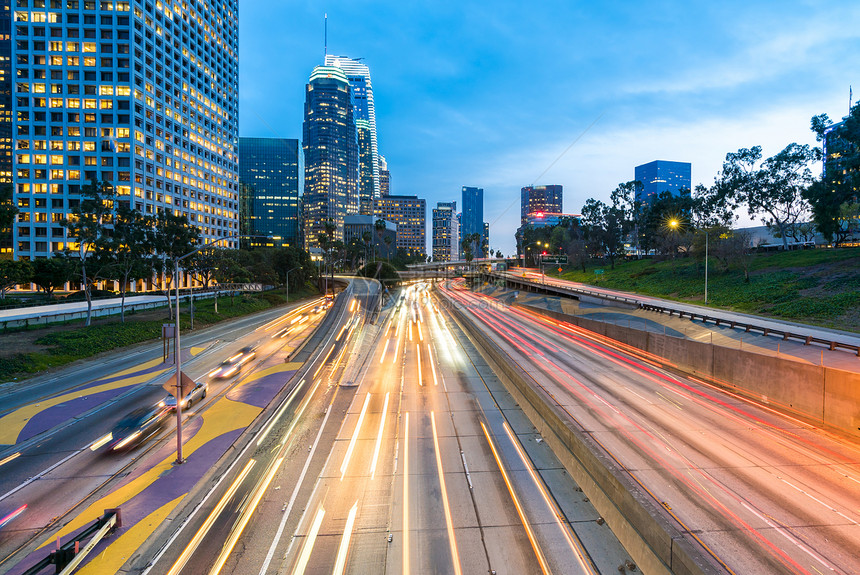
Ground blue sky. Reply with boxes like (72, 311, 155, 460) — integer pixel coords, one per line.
(239, 0, 860, 255)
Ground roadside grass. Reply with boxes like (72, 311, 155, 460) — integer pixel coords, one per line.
(555, 247, 860, 332)
(0, 284, 318, 382)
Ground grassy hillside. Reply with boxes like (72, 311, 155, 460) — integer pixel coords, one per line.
(555, 248, 860, 332)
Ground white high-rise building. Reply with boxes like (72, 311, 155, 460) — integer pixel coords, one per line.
(324, 55, 379, 213)
(9, 0, 240, 261)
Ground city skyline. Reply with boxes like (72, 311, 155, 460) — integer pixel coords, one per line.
(239, 0, 860, 254)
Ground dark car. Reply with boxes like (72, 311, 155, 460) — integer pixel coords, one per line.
(107, 406, 170, 452)
(159, 381, 208, 410)
(208, 346, 256, 379)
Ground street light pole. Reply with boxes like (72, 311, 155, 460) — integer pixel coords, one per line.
(285, 266, 300, 304)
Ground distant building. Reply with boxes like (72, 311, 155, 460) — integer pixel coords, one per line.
(325, 55, 380, 215)
(516, 213, 581, 251)
(634, 161, 691, 205)
(239, 138, 300, 248)
(344, 215, 396, 260)
(433, 201, 459, 262)
(379, 155, 391, 196)
(461, 186, 484, 241)
(302, 65, 359, 248)
(375, 194, 426, 258)
(521, 185, 563, 225)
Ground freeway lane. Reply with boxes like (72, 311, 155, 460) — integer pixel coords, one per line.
(213, 281, 629, 575)
(442, 279, 860, 574)
(0, 297, 325, 573)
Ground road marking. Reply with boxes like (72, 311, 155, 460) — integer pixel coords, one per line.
(209, 456, 284, 575)
(332, 501, 359, 575)
(166, 459, 256, 575)
(257, 379, 306, 446)
(431, 411, 463, 575)
(481, 421, 551, 575)
(370, 392, 390, 479)
(340, 393, 372, 480)
(379, 338, 390, 364)
(258, 402, 334, 575)
(416, 344, 423, 387)
(393, 330, 401, 365)
(428, 344, 439, 387)
(402, 412, 410, 575)
(292, 507, 326, 575)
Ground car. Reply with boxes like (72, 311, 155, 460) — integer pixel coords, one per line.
(159, 381, 208, 410)
(208, 346, 256, 379)
(107, 406, 170, 452)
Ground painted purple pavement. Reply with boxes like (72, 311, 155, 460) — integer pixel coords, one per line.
(226, 367, 299, 409)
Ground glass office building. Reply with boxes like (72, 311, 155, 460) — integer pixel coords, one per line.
(10, 0, 240, 261)
(521, 185, 562, 225)
(634, 160, 691, 205)
(375, 194, 425, 258)
(302, 65, 359, 249)
(461, 185, 483, 240)
(432, 201, 458, 262)
(238, 137, 299, 248)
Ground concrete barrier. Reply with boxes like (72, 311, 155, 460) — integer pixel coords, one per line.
(442, 294, 716, 575)
(518, 304, 860, 439)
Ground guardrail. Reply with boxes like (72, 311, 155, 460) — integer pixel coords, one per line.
(21, 509, 120, 575)
(490, 272, 860, 357)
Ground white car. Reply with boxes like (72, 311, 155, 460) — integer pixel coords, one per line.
(159, 381, 208, 410)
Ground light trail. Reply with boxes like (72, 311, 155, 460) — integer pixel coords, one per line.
(481, 421, 551, 575)
(369, 392, 390, 479)
(166, 460, 256, 575)
(257, 379, 306, 446)
(313, 345, 335, 378)
(292, 507, 325, 575)
(0, 452, 20, 467)
(428, 344, 439, 386)
(332, 502, 359, 575)
(431, 411, 463, 575)
(379, 338, 390, 364)
(416, 344, 423, 387)
(340, 393, 372, 480)
(208, 456, 284, 575)
(402, 412, 410, 575)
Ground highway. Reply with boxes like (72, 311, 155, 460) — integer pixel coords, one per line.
(441, 278, 860, 574)
(0, 296, 327, 573)
(144, 281, 631, 575)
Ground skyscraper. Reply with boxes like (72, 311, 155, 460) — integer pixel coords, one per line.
(375, 194, 426, 258)
(378, 154, 390, 197)
(461, 186, 483, 239)
(302, 65, 359, 249)
(10, 0, 240, 261)
(239, 138, 300, 248)
(634, 161, 691, 205)
(521, 185, 563, 225)
(433, 201, 459, 262)
(0, 0, 11, 186)
(325, 55, 379, 215)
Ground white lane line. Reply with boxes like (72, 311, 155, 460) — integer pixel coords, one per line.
(257, 403, 334, 575)
(369, 392, 390, 479)
(402, 412, 410, 575)
(431, 411, 463, 575)
(292, 507, 326, 575)
(332, 501, 359, 575)
(780, 478, 859, 525)
(740, 501, 833, 571)
(340, 393, 372, 480)
(0, 448, 83, 503)
(416, 344, 423, 387)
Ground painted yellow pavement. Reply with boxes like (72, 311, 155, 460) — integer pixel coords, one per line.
(0, 349, 205, 446)
(235, 361, 303, 386)
(37, 395, 262, 550)
(76, 495, 183, 575)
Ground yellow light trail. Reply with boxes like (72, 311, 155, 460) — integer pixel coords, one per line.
(0, 452, 20, 466)
(379, 338, 390, 364)
(332, 502, 359, 575)
(292, 507, 325, 575)
(313, 346, 335, 378)
(340, 393, 372, 480)
(166, 460, 256, 575)
(416, 344, 423, 387)
(369, 392, 390, 479)
(208, 456, 284, 575)
(431, 411, 463, 575)
(428, 344, 439, 387)
(481, 421, 551, 575)
(402, 412, 410, 575)
(417, 321, 423, 341)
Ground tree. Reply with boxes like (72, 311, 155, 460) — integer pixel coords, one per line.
(107, 203, 152, 322)
(361, 230, 373, 265)
(609, 180, 645, 255)
(714, 144, 818, 250)
(0, 259, 32, 300)
(149, 210, 200, 318)
(495, 249, 503, 258)
(63, 180, 116, 326)
(805, 104, 860, 245)
(383, 235, 393, 263)
(213, 249, 251, 305)
(32, 256, 73, 299)
(580, 199, 626, 268)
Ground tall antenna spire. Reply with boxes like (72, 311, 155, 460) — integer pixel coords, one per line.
(324, 13, 328, 59)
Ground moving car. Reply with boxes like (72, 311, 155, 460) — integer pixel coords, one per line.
(159, 381, 208, 410)
(107, 406, 170, 452)
(208, 346, 256, 379)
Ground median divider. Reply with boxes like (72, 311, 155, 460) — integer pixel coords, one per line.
(439, 289, 715, 575)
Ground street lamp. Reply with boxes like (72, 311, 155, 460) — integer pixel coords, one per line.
(521, 241, 547, 270)
(284, 266, 300, 304)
